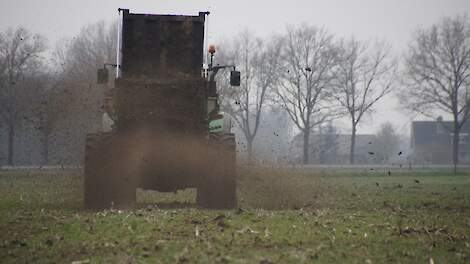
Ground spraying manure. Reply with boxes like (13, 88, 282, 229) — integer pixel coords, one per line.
(84, 9, 241, 210)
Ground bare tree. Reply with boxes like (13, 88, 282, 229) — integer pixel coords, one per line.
(54, 21, 117, 83)
(32, 76, 68, 165)
(48, 21, 116, 165)
(331, 38, 396, 164)
(0, 27, 46, 165)
(275, 25, 338, 164)
(401, 14, 470, 171)
(217, 31, 282, 160)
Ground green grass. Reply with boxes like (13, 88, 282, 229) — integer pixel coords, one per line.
(1, 167, 470, 263)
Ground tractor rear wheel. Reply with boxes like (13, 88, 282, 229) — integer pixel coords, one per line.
(84, 133, 137, 210)
(197, 133, 237, 209)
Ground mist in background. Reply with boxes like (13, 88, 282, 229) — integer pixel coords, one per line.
(0, 0, 469, 166)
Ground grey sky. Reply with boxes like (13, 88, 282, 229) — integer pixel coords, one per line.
(1, 0, 469, 134)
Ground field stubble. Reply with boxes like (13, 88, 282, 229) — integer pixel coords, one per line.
(0, 166, 469, 263)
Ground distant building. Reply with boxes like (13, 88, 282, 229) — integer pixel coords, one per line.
(411, 120, 470, 164)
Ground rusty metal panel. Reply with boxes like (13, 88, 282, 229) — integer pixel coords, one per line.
(121, 10, 206, 78)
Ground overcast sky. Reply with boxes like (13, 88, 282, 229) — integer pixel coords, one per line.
(1, 0, 470, 135)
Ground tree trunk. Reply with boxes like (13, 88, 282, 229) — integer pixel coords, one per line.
(7, 122, 14, 166)
(303, 129, 310, 165)
(452, 124, 460, 175)
(43, 132, 49, 165)
(246, 137, 253, 163)
(350, 124, 356, 165)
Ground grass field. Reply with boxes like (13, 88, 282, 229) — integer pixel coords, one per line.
(1, 166, 470, 263)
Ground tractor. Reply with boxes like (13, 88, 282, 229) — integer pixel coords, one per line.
(84, 9, 240, 210)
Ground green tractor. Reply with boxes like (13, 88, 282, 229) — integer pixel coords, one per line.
(84, 9, 240, 210)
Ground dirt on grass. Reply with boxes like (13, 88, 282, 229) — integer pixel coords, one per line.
(1, 167, 470, 263)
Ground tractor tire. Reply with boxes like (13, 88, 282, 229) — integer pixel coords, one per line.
(197, 133, 237, 209)
(84, 133, 137, 210)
